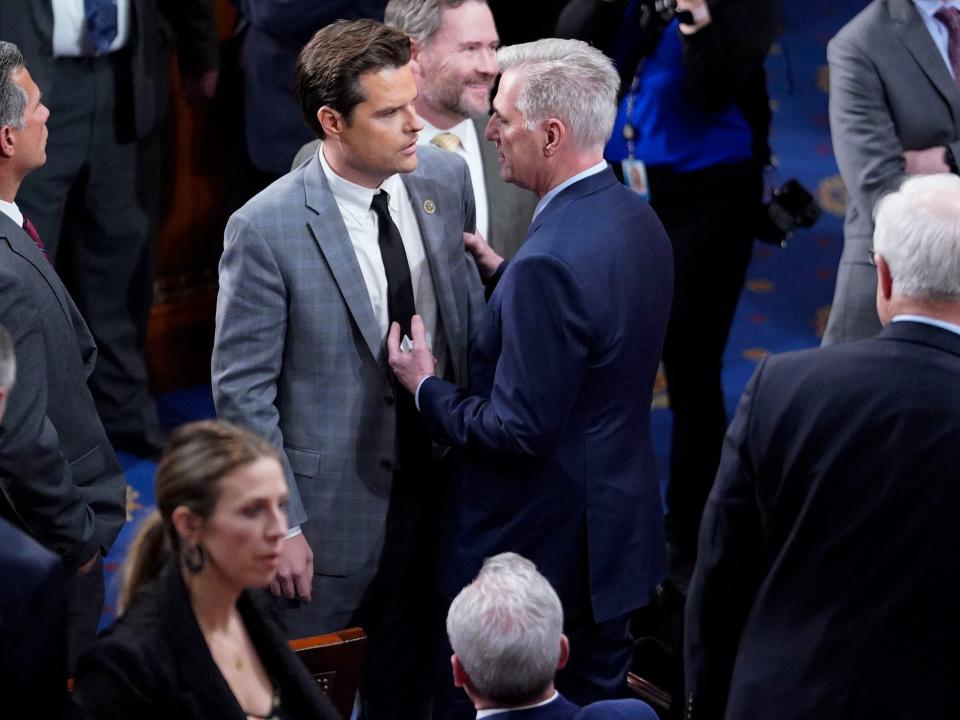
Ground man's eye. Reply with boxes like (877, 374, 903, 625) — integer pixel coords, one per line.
(242, 505, 261, 518)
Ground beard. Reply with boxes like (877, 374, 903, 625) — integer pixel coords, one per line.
(423, 78, 486, 117)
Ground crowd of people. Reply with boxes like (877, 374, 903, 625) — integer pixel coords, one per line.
(1, 1, 959, 719)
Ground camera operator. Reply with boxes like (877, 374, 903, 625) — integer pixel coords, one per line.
(559, 0, 781, 592)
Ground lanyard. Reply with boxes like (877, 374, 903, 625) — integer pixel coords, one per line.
(622, 75, 640, 160)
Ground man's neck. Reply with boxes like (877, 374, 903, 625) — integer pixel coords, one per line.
(414, 99, 467, 131)
(0, 169, 21, 203)
(473, 685, 557, 713)
(885, 296, 960, 327)
(536, 150, 605, 199)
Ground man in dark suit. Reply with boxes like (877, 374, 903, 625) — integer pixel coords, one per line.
(0, 0, 219, 457)
(824, 0, 960, 344)
(389, 38, 673, 715)
(0, 41, 125, 670)
(0, 323, 69, 720)
(447, 552, 658, 720)
(684, 173, 960, 719)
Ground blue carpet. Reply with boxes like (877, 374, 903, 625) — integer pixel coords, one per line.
(107, 1, 866, 626)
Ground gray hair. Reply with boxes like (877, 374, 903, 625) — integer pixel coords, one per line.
(497, 38, 619, 151)
(0, 41, 27, 130)
(446, 552, 563, 705)
(384, 0, 483, 46)
(0, 325, 16, 393)
(873, 173, 960, 302)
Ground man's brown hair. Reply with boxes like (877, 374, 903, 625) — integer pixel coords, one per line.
(294, 19, 412, 140)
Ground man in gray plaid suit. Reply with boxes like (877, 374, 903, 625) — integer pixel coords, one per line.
(212, 19, 483, 719)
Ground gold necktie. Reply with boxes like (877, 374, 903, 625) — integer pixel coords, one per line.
(430, 132, 464, 152)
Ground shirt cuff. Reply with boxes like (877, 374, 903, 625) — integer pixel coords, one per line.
(415, 375, 435, 411)
(285, 525, 302, 539)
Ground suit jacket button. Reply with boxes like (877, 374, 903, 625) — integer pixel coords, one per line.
(380, 459, 393, 471)
(385, 395, 395, 406)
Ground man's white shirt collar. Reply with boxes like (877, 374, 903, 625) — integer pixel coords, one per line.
(476, 691, 559, 718)
(892, 314, 960, 337)
(318, 143, 403, 220)
(0, 199, 23, 228)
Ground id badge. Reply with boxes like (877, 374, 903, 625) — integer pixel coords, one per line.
(621, 159, 650, 201)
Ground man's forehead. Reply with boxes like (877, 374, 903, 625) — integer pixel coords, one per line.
(357, 64, 417, 105)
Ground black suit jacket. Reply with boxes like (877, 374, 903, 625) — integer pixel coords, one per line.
(684, 321, 960, 719)
(0, 518, 68, 720)
(0, 213, 125, 570)
(0, 0, 218, 140)
(69, 561, 341, 720)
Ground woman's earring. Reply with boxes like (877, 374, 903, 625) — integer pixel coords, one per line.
(183, 543, 205, 573)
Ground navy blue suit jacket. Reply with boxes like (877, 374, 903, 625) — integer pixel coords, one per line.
(493, 693, 658, 719)
(419, 167, 673, 622)
(685, 321, 960, 719)
(0, 518, 68, 719)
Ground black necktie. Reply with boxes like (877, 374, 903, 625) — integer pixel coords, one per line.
(371, 190, 417, 338)
(370, 190, 431, 472)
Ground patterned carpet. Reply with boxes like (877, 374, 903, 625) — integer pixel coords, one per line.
(105, 0, 867, 625)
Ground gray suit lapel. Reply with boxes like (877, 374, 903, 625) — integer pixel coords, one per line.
(402, 172, 466, 379)
(302, 157, 383, 361)
(895, 0, 960, 129)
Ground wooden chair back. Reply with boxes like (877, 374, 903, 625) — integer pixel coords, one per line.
(289, 627, 367, 719)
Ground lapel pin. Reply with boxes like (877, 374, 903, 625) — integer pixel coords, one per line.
(423, 199, 436, 215)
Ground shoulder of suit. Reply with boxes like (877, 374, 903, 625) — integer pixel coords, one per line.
(834, 0, 901, 44)
(414, 143, 470, 178)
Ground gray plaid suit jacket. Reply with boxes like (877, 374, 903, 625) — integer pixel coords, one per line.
(212, 145, 483, 579)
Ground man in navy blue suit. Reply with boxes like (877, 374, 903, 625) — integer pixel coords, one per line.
(389, 37, 673, 713)
(447, 552, 658, 720)
(684, 173, 960, 719)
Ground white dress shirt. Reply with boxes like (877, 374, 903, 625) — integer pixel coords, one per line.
(419, 116, 489, 238)
(913, 0, 960, 79)
(0, 199, 24, 227)
(476, 692, 560, 718)
(52, 0, 131, 57)
(892, 313, 960, 336)
(317, 144, 444, 376)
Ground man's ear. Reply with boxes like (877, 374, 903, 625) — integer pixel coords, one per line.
(451, 654, 469, 688)
(0, 125, 16, 158)
(876, 254, 894, 302)
(557, 634, 570, 670)
(318, 106, 345, 140)
(543, 118, 565, 157)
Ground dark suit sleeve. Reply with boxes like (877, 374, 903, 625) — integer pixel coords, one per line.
(683, 359, 766, 719)
(240, 0, 386, 42)
(827, 30, 906, 228)
(0, 537, 69, 719)
(0, 274, 99, 570)
(419, 253, 590, 457)
(159, 0, 220, 74)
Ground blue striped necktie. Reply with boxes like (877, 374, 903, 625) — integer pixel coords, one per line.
(85, 0, 118, 55)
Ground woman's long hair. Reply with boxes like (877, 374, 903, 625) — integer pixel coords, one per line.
(118, 420, 279, 613)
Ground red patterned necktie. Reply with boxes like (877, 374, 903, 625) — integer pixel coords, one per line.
(22, 216, 50, 262)
(935, 6, 960, 88)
